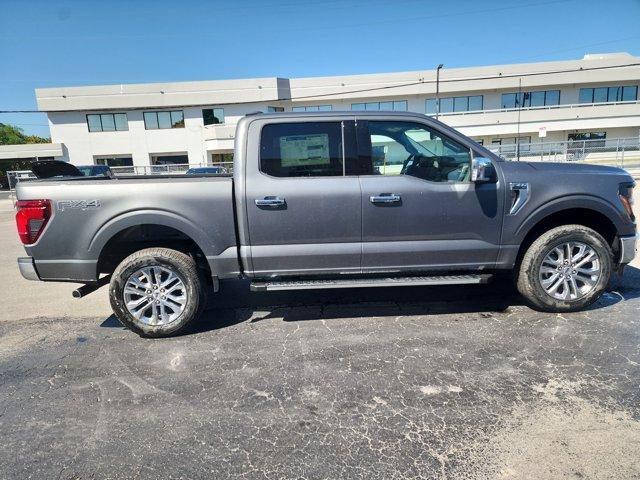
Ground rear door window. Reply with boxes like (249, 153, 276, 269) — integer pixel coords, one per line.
(260, 122, 348, 177)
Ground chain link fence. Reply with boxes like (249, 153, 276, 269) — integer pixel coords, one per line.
(489, 137, 640, 176)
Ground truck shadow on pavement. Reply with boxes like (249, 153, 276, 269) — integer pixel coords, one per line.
(100, 266, 640, 336)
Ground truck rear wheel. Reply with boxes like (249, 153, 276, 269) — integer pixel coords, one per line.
(516, 225, 612, 312)
(109, 247, 205, 337)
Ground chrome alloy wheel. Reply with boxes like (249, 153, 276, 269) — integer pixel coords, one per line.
(539, 242, 601, 301)
(123, 266, 188, 325)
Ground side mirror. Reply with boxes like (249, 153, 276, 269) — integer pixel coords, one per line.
(471, 157, 495, 183)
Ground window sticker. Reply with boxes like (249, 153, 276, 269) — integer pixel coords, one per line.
(279, 134, 330, 167)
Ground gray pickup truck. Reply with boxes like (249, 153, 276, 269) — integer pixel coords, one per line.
(15, 111, 637, 337)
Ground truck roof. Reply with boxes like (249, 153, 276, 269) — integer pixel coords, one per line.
(245, 110, 431, 119)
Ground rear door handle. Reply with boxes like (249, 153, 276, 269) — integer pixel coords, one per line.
(370, 193, 401, 204)
(255, 196, 286, 207)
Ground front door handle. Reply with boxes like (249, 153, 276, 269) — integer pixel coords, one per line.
(255, 196, 286, 207)
(370, 193, 401, 204)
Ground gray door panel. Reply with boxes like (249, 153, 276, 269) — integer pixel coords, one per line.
(244, 118, 361, 276)
(357, 117, 504, 271)
(360, 175, 502, 270)
(246, 176, 362, 275)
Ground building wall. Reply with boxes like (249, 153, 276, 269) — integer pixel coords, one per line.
(49, 102, 284, 165)
(41, 53, 640, 166)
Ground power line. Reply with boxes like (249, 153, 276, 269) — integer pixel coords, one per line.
(1, 61, 638, 114)
(503, 35, 640, 64)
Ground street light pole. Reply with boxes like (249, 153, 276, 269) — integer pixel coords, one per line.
(435, 63, 444, 120)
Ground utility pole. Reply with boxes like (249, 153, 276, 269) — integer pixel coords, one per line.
(516, 77, 522, 161)
(435, 64, 444, 120)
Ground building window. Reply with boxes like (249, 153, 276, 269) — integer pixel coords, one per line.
(500, 90, 560, 109)
(202, 108, 224, 125)
(86, 113, 128, 132)
(151, 154, 189, 165)
(291, 105, 333, 112)
(211, 153, 234, 164)
(351, 101, 407, 112)
(426, 96, 483, 114)
(267, 106, 285, 112)
(502, 136, 532, 152)
(144, 111, 184, 130)
(95, 156, 133, 167)
(579, 86, 637, 104)
(567, 132, 607, 148)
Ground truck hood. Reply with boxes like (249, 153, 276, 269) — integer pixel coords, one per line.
(524, 161, 629, 177)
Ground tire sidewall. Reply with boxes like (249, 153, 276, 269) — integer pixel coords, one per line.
(524, 227, 611, 311)
(109, 251, 202, 337)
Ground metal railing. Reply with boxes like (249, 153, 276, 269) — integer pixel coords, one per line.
(4, 162, 235, 202)
(435, 99, 640, 117)
(489, 136, 639, 160)
(108, 162, 233, 176)
(489, 136, 640, 177)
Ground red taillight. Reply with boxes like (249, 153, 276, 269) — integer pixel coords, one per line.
(15, 200, 52, 245)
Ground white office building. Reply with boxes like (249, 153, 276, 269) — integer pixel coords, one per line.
(6, 52, 640, 170)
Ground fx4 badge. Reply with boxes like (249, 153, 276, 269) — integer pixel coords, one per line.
(57, 200, 101, 211)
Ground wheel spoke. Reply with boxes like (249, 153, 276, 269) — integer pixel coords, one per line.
(128, 276, 148, 290)
(160, 271, 178, 288)
(127, 298, 149, 312)
(547, 276, 565, 294)
(540, 266, 559, 276)
(159, 302, 170, 324)
(569, 277, 579, 299)
(574, 251, 596, 268)
(562, 279, 572, 299)
(553, 246, 565, 263)
(575, 271, 596, 287)
(541, 272, 560, 287)
(130, 298, 152, 320)
(124, 285, 146, 296)
(571, 244, 586, 263)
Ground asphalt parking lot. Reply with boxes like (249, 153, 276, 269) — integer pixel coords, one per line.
(1, 195, 640, 479)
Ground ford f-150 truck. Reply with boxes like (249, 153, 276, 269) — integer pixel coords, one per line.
(15, 111, 637, 337)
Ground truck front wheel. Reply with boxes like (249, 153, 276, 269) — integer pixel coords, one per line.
(517, 225, 612, 312)
(109, 247, 205, 337)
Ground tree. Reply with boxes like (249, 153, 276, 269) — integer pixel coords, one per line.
(0, 124, 51, 188)
(0, 123, 50, 145)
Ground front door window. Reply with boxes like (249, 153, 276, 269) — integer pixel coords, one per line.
(364, 121, 472, 183)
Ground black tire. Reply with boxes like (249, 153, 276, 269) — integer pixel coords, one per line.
(516, 225, 612, 312)
(109, 247, 205, 338)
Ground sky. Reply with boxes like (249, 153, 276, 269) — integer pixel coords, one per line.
(1, 0, 639, 138)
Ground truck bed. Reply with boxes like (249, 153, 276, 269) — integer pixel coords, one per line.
(16, 175, 238, 282)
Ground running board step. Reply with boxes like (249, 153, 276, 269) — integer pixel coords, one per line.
(250, 274, 492, 292)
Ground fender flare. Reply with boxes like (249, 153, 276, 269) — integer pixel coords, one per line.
(514, 194, 624, 244)
(87, 209, 214, 262)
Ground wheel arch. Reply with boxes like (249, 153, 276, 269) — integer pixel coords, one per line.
(514, 197, 621, 269)
(90, 211, 213, 278)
